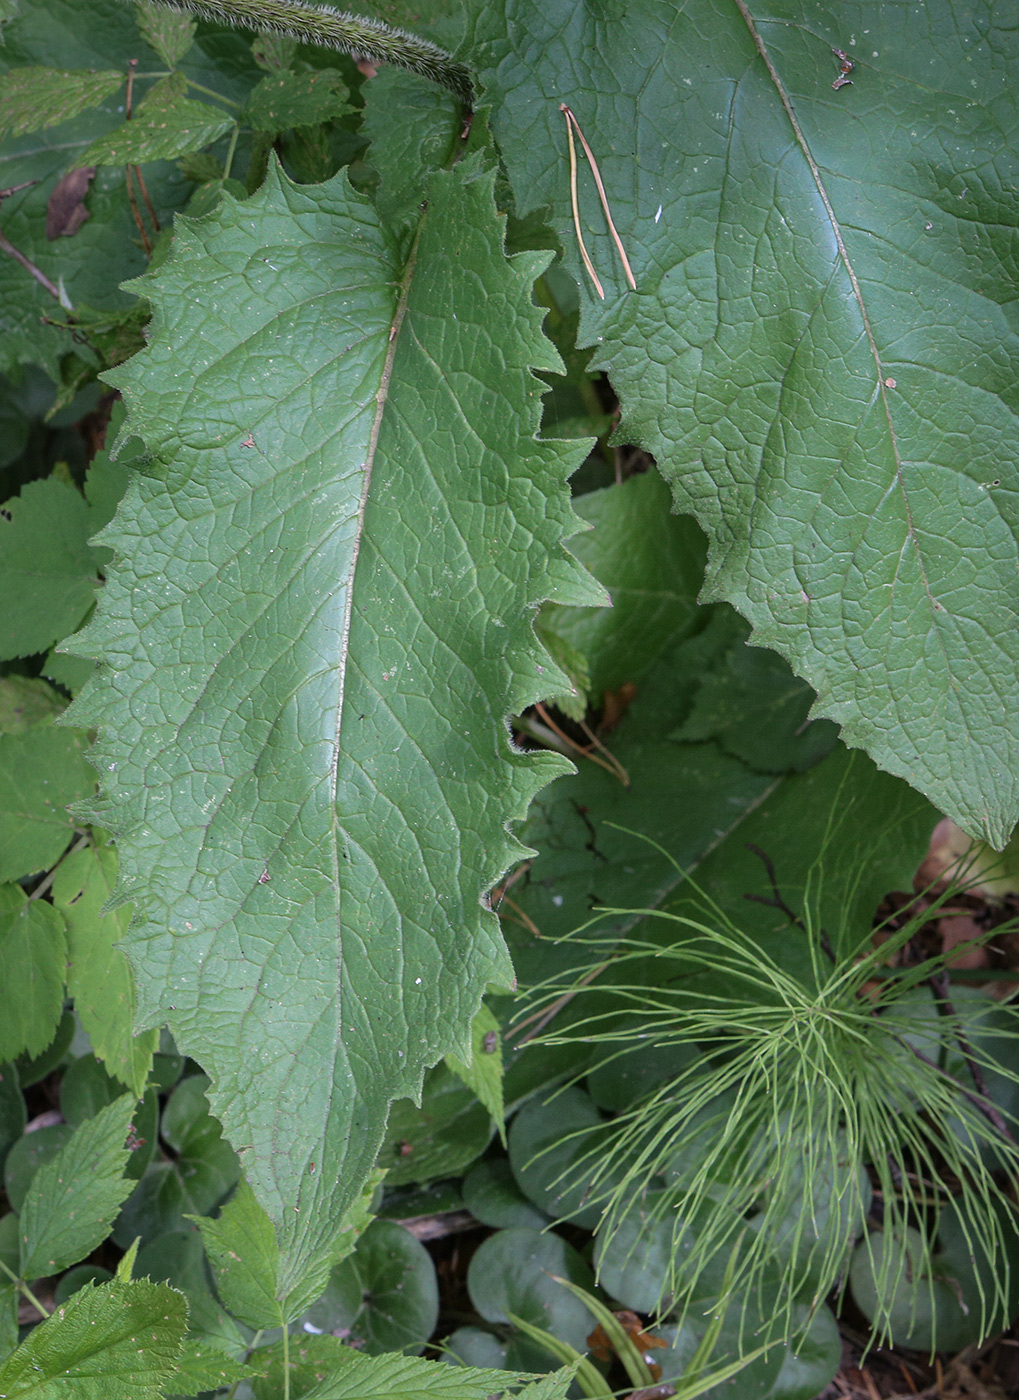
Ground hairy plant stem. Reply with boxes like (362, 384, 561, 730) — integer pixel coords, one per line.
(123, 0, 474, 104)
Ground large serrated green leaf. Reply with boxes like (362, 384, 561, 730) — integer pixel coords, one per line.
(64, 155, 602, 1289)
(468, 0, 1019, 845)
(18, 1094, 136, 1278)
(0, 1278, 187, 1400)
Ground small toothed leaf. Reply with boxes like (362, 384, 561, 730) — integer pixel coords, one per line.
(0, 66, 123, 141)
(244, 70, 349, 132)
(134, 0, 195, 68)
(76, 74, 234, 167)
(0, 1277, 187, 1400)
(19, 1094, 136, 1279)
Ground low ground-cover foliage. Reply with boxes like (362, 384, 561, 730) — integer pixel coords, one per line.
(1, 0, 1019, 1395)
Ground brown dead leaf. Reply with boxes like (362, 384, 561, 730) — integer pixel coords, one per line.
(587, 1310, 667, 1377)
(600, 680, 637, 733)
(939, 914, 991, 971)
(46, 166, 95, 240)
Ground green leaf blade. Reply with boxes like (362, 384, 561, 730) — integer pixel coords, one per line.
(0, 1277, 187, 1400)
(0, 479, 98, 661)
(0, 67, 123, 141)
(51, 844, 156, 1098)
(19, 1094, 136, 1279)
(191, 1178, 283, 1331)
(0, 723, 94, 884)
(134, 0, 195, 67)
(65, 157, 601, 1288)
(244, 70, 348, 132)
(0, 887, 67, 1062)
(446, 1003, 505, 1142)
(76, 75, 234, 167)
(470, 0, 1019, 845)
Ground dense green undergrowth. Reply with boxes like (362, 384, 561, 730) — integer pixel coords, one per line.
(2, 1, 1019, 1396)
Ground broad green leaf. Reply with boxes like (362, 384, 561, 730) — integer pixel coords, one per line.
(767, 1303, 840, 1400)
(0, 67, 123, 140)
(667, 744, 937, 969)
(60, 1053, 159, 1180)
(250, 31, 297, 71)
(165, 1341, 262, 1396)
(134, 0, 195, 68)
(379, 1063, 493, 1186)
(0, 478, 97, 659)
(301, 1219, 439, 1355)
(501, 628, 776, 991)
(469, 1, 1019, 845)
(13, 1010, 75, 1091)
(466, 1226, 595, 1354)
(133, 1228, 248, 1353)
(507, 1087, 605, 1229)
(671, 610, 839, 773)
(194, 1166, 381, 1329)
(503, 629, 932, 1004)
(445, 1327, 509, 1370)
(191, 1177, 282, 1329)
(76, 74, 234, 167)
(0, 887, 67, 1062)
(244, 70, 348, 131)
(0, 677, 64, 735)
(0, 1277, 187, 1400)
(65, 152, 601, 1287)
(461, 1159, 549, 1231)
(18, 1094, 136, 1279)
(541, 471, 708, 700)
(0, 723, 94, 882)
(445, 1002, 505, 1141)
(51, 845, 157, 1097)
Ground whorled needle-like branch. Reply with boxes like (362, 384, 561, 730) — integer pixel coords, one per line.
(122, 0, 475, 104)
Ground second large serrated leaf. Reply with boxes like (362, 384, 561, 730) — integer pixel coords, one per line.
(66, 156, 601, 1291)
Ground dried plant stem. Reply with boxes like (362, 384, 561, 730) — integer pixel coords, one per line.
(561, 104, 604, 299)
(561, 104, 637, 290)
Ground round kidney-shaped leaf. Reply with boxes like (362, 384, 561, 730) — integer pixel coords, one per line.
(462, 1159, 549, 1230)
(586, 1027, 698, 1113)
(508, 1086, 607, 1227)
(850, 1227, 957, 1351)
(443, 1326, 508, 1370)
(594, 1189, 692, 1313)
(302, 1219, 438, 1355)
(768, 1302, 841, 1400)
(4, 1123, 73, 1213)
(467, 1226, 595, 1354)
